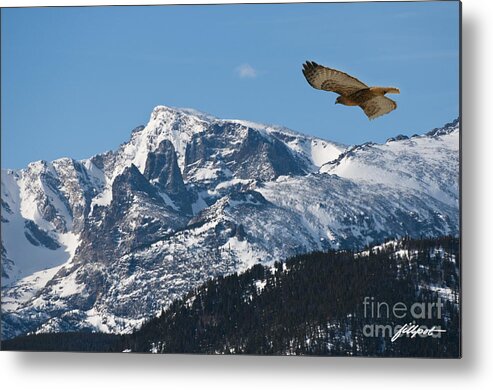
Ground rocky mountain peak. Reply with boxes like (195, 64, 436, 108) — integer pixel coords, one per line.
(426, 117, 460, 137)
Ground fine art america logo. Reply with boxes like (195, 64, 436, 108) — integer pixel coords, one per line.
(362, 297, 447, 342)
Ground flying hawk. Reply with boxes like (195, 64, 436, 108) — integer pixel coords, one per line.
(302, 61, 400, 120)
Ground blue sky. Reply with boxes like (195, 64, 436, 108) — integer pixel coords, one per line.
(1, 1, 459, 169)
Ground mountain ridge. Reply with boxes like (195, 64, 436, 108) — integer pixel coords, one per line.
(1, 106, 459, 340)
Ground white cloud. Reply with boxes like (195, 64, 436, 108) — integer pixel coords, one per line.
(236, 63, 257, 79)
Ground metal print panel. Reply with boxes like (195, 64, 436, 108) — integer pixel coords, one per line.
(0, 1, 461, 357)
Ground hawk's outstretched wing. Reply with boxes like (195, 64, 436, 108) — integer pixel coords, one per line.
(359, 96, 397, 120)
(302, 61, 368, 96)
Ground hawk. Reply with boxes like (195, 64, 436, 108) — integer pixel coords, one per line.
(302, 61, 400, 120)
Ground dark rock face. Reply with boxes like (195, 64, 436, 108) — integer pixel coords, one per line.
(232, 128, 307, 180)
(184, 124, 308, 183)
(24, 220, 60, 250)
(1, 202, 11, 226)
(112, 164, 163, 206)
(1, 246, 13, 280)
(77, 164, 186, 265)
(387, 134, 409, 142)
(144, 140, 191, 215)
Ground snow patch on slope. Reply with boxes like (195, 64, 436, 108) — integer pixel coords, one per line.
(321, 128, 459, 206)
(1, 169, 81, 286)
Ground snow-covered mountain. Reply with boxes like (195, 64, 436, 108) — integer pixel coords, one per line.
(0, 107, 459, 339)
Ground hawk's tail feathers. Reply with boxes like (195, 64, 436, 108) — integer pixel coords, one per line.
(370, 87, 400, 95)
(385, 87, 400, 94)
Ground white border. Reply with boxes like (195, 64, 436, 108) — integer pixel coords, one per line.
(2, 0, 493, 389)
(0, 0, 450, 7)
